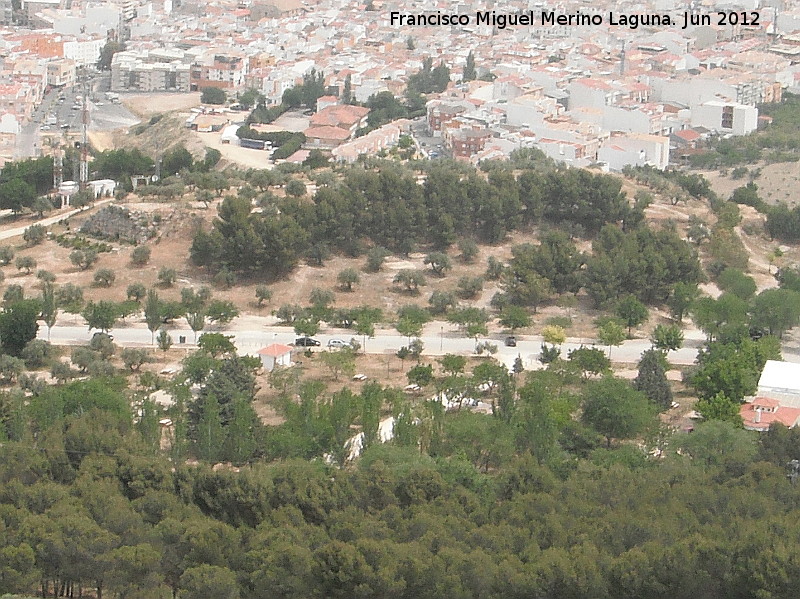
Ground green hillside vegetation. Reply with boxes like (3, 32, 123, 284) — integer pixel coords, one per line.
(1, 142, 800, 598)
(189, 158, 704, 311)
(2, 356, 800, 598)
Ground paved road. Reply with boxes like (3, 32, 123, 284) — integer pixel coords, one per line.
(16, 72, 140, 160)
(38, 321, 709, 372)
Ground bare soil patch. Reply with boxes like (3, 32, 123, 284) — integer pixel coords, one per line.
(122, 92, 203, 118)
(196, 130, 274, 170)
(699, 163, 800, 208)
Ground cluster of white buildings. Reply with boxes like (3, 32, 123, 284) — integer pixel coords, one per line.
(6, 0, 800, 169)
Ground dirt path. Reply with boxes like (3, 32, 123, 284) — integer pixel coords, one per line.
(0, 198, 114, 241)
(734, 226, 777, 290)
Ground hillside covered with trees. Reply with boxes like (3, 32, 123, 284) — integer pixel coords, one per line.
(3, 359, 800, 599)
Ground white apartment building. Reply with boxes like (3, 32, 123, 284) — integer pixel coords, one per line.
(63, 37, 104, 67)
(690, 101, 758, 136)
(111, 50, 191, 92)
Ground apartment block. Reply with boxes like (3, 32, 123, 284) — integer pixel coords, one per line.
(111, 50, 190, 92)
(190, 54, 248, 91)
(450, 129, 492, 159)
(690, 101, 758, 136)
(46, 59, 76, 87)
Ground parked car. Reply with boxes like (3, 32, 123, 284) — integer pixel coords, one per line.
(504, 336, 517, 347)
(327, 339, 348, 349)
(294, 337, 320, 347)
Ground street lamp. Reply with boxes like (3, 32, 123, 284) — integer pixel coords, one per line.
(440, 326, 443, 351)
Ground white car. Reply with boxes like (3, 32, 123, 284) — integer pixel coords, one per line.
(327, 339, 348, 349)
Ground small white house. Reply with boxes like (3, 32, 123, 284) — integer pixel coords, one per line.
(257, 343, 292, 372)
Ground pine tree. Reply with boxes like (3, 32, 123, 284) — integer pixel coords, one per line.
(513, 355, 525, 375)
(463, 50, 477, 81)
(634, 349, 673, 411)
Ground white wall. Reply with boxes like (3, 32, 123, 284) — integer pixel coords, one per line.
(506, 102, 547, 127)
(690, 102, 758, 136)
(599, 134, 670, 170)
(598, 146, 644, 171)
(602, 106, 651, 134)
(63, 38, 104, 66)
(567, 81, 607, 110)
(0, 113, 20, 134)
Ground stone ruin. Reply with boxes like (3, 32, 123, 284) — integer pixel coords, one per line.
(79, 205, 158, 244)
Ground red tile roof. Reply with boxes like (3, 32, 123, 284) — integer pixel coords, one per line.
(258, 343, 292, 357)
(305, 125, 351, 140)
(310, 104, 369, 129)
(741, 400, 800, 431)
(675, 129, 700, 141)
(753, 397, 780, 408)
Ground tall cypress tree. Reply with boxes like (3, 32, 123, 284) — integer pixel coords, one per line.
(137, 397, 161, 454)
(342, 74, 352, 104)
(463, 51, 477, 81)
(634, 349, 673, 411)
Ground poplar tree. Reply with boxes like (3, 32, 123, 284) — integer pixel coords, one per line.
(144, 290, 162, 344)
(223, 397, 258, 465)
(196, 393, 224, 463)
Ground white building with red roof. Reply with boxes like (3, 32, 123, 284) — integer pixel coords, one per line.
(741, 397, 800, 432)
(738, 361, 800, 431)
(257, 343, 292, 372)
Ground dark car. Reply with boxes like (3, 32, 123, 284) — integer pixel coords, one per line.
(504, 336, 517, 347)
(294, 337, 320, 347)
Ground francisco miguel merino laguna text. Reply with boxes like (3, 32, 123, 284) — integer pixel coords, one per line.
(388, 10, 746, 30)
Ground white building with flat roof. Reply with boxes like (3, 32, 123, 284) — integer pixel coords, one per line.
(690, 101, 758, 136)
(757, 361, 800, 408)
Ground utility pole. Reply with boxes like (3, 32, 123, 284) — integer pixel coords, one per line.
(79, 73, 89, 190)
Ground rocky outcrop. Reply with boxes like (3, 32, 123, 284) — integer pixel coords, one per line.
(79, 205, 158, 244)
